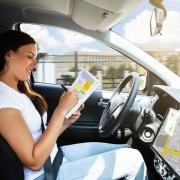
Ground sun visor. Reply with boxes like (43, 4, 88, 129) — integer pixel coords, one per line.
(72, 0, 143, 32)
(84, 0, 142, 13)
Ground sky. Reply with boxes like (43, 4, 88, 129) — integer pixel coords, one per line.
(21, 0, 180, 55)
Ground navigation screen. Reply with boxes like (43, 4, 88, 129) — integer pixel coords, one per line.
(152, 108, 180, 177)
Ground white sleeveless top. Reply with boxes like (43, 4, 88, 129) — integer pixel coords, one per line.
(0, 81, 58, 180)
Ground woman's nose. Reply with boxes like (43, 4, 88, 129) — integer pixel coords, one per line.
(30, 58, 37, 69)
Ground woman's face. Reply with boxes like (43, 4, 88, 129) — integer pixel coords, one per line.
(7, 43, 37, 81)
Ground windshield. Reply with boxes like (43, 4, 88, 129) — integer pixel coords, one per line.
(112, 0, 180, 77)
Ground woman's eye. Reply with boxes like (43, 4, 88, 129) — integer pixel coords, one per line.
(27, 56, 33, 59)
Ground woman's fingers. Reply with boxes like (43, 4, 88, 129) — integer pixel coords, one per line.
(57, 90, 78, 115)
(78, 103, 85, 111)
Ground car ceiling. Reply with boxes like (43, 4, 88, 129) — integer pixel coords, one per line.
(0, 0, 143, 32)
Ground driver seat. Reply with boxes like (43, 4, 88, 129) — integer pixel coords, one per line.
(0, 135, 24, 180)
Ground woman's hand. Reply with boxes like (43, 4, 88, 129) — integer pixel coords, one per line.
(56, 89, 78, 117)
(62, 104, 85, 130)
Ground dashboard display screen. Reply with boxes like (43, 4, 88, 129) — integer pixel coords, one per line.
(152, 108, 180, 177)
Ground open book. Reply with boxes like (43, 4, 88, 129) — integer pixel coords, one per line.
(66, 70, 99, 119)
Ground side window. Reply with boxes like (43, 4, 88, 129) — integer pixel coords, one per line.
(20, 24, 147, 91)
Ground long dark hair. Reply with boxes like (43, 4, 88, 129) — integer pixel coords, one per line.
(0, 30, 47, 115)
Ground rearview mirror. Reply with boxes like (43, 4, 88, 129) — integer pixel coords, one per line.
(150, 8, 165, 36)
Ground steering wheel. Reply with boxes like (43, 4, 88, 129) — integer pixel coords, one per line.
(99, 72, 141, 137)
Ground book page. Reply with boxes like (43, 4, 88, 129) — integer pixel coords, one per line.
(66, 70, 99, 118)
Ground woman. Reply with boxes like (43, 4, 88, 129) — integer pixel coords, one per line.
(0, 30, 148, 180)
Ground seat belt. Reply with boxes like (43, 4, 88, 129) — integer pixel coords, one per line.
(52, 147, 63, 178)
(40, 116, 64, 180)
(41, 117, 54, 180)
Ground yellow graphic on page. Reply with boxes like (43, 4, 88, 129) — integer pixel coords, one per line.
(75, 83, 85, 95)
(75, 80, 92, 95)
(82, 80, 92, 91)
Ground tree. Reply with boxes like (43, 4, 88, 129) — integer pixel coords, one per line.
(166, 54, 179, 74)
(105, 67, 119, 88)
(105, 64, 134, 88)
(37, 52, 48, 63)
(117, 63, 135, 78)
(89, 66, 102, 76)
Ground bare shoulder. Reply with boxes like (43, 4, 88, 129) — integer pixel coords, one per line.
(0, 108, 30, 138)
(0, 107, 35, 167)
(0, 108, 21, 122)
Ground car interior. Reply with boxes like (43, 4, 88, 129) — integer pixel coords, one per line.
(0, 0, 180, 180)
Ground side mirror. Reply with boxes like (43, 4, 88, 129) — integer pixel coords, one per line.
(150, 7, 165, 36)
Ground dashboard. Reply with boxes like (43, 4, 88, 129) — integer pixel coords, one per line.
(134, 85, 180, 179)
(151, 85, 180, 180)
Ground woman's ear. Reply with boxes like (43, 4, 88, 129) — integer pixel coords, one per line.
(4, 50, 12, 63)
